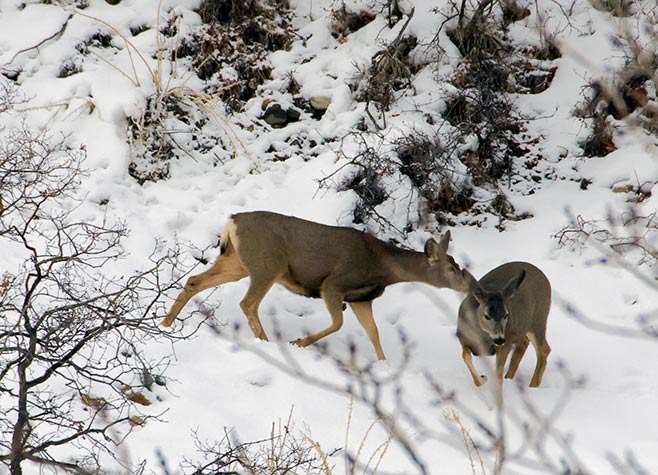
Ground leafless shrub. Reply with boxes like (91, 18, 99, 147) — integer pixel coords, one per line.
(578, 106, 617, 157)
(330, 2, 376, 39)
(186, 0, 292, 108)
(0, 121, 195, 474)
(0, 79, 19, 113)
(450, 2, 493, 53)
(576, 4, 658, 139)
(325, 128, 476, 230)
(127, 92, 202, 185)
(590, 0, 636, 17)
(353, 8, 417, 127)
(0, 125, 79, 226)
(183, 413, 332, 475)
(332, 137, 391, 227)
(361, 34, 417, 113)
(439, 1, 536, 196)
(555, 211, 658, 267)
(394, 132, 474, 219)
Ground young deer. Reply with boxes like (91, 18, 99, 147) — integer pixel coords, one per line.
(457, 262, 551, 388)
(162, 211, 470, 360)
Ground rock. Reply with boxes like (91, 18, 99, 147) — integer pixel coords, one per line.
(262, 103, 301, 128)
(287, 108, 300, 122)
(262, 103, 288, 127)
(309, 96, 331, 118)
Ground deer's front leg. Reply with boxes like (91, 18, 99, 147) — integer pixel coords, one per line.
(461, 342, 487, 387)
(293, 289, 344, 348)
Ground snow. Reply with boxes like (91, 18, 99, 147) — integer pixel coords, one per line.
(1, 0, 658, 474)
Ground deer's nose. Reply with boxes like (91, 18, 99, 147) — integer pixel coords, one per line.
(493, 337, 505, 346)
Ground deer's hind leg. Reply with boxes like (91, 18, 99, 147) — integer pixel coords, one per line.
(528, 333, 551, 387)
(162, 251, 248, 327)
(505, 337, 529, 380)
(239, 273, 278, 341)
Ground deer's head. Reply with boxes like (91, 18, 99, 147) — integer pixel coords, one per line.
(470, 270, 526, 346)
(422, 231, 470, 293)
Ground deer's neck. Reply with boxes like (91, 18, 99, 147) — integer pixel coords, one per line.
(385, 248, 428, 284)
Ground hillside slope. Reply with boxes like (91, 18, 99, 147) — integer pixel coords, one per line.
(1, 0, 657, 474)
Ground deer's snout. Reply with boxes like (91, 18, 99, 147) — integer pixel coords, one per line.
(493, 337, 505, 346)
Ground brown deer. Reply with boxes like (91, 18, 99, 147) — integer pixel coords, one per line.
(161, 211, 470, 359)
(457, 262, 551, 388)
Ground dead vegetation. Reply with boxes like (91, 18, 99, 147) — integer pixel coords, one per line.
(330, 3, 376, 39)
(126, 0, 294, 184)
(180, 0, 293, 109)
(577, 107, 617, 158)
(334, 138, 391, 227)
(555, 211, 658, 267)
(590, 0, 636, 17)
(351, 7, 418, 128)
(436, 1, 559, 220)
(395, 133, 474, 219)
(574, 1, 658, 156)
(327, 1, 560, 229)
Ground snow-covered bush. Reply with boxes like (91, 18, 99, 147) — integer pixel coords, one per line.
(0, 87, 193, 474)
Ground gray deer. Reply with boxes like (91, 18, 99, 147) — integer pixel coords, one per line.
(162, 211, 471, 360)
(457, 262, 551, 388)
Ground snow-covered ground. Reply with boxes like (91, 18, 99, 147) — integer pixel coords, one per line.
(1, 0, 657, 473)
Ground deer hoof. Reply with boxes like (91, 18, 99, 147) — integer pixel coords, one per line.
(160, 316, 173, 327)
(291, 338, 306, 348)
(475, 374, 488, 387)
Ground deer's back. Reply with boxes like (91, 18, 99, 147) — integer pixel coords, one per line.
(230, 211, 395, 297)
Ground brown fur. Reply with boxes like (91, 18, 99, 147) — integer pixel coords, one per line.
(162, 211, 470, 359)
(457, 262, 551, 389)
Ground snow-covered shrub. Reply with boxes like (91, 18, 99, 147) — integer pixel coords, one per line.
(576, 2, 658, 152)
(128, 0, 294, 184)
(394, 132, 474, 220)
(330, 2, 376, 39)
(555, 210, 658, 269)
(355, 34, 418, 115)
(442, 1, 527, 188)
(328, 1, 557, 229)
(576, 102, 617, 158)
(183, 417, 331, 475)
(185, 0, 293, 109)
(0, 119, 190, 473)
(334, 136, 391, 226)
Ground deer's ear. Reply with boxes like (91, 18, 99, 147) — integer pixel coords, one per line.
(438, 230, 451, 252)
(424, 238, 440, 261)
(503, 269, 526, 298)
(471, 281, 487, 304)
(425, 231, 451, 260)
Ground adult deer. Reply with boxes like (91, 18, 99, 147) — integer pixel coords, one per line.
(162, 211, 470, 359)
(457, 262, 551, 388)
